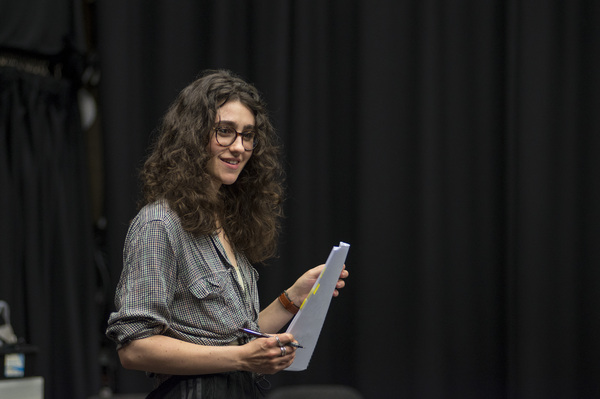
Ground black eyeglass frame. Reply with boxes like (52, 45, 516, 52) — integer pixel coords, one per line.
(212, 125, 258, 151)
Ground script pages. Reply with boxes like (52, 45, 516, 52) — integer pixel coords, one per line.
(285, 242, 350, 371)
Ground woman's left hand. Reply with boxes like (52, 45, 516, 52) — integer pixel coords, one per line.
(285, 264, 349, 306)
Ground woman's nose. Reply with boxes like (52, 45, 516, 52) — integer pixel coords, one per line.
(229, 134, 246, 152)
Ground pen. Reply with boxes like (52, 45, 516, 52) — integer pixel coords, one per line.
(239, 327, 303, 348)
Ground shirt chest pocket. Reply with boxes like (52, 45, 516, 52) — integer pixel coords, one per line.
(188, 271, 229, 300)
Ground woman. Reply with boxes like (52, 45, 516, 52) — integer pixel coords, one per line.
(106, 70, 348, 398)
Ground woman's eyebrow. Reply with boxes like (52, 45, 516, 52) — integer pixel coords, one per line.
(217, 120, 256, 130)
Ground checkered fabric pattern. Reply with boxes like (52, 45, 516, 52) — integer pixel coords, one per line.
(106, 200, 261, 350)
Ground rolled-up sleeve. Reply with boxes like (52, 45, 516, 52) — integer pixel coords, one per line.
(106, 218, 178, 348)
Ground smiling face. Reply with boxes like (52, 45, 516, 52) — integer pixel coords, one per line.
(206, 100, 255, 189)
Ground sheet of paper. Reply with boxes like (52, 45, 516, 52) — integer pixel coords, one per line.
(285, 242, 350, 371)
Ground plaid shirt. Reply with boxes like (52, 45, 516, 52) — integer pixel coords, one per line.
(106, 200, 261, 350)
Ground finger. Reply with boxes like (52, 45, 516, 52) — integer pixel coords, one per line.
(276, 333, 296, 346)
(280, 355, 295, 368)
(311, 264, 326, 275)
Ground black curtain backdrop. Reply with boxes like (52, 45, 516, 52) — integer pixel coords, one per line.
(1, 0, 599, 398)
(0, 1, 101, 399)
(95, 1, 600, 398)
(0, 68, 98, 398)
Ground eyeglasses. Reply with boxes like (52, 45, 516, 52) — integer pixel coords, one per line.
(213, 125, 257, 151)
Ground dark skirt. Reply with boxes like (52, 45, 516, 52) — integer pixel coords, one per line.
(146, 371, 269, 399)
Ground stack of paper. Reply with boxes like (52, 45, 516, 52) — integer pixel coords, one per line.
(285, 242, 350, 371)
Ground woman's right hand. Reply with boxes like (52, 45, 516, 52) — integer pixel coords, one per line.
(239, 333, 297, 374)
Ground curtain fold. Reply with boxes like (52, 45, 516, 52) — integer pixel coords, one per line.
(0, 66, 98, 399)
(504, 1, 600, 397)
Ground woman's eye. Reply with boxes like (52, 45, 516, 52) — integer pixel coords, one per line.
(217, 127, 233, 135)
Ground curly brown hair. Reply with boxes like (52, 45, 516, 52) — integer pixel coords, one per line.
(140, 70, 284, 263)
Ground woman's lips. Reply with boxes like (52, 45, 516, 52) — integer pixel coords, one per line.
(221, 157, 240, 168)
